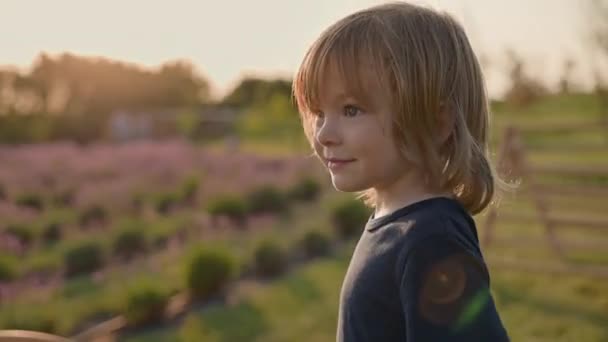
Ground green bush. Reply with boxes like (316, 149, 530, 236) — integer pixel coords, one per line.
(176, 110, 202, 140)
(79, 205, 108, 227)
(123, 281, 170, 327)
(206, 195, 248, 226)
(15, 193, 44, 211)
(5, 223, 35, 248)
(130, 192, 145, 213)
(186, 247, 236, 300)
(51, 188, 75, 207)
(179, 176, 200, 205)
(288, 177, 321, 202)
(298, 229, 331, 258)
(112, 225, 148, 261)
(331, 199, 371, 239)
(148, 219, 182, 250)
(154, 192, 179, 215)
(235, 91, 305, 145)
(23, 255, 59, 279)
(150, 230, 171, 250)
(254, 239, 287, 277)
(246, 185, 288, 215)
(41, 221, 62, 245)
(0, 255, 18, 282)
(178, 314, 208, 341)
(59, 274, 99, 299)
(1, 310, 57, 334)
(64, 241, 104, 277)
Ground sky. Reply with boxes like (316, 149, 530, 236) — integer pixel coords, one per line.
(0, 0, 601, 99)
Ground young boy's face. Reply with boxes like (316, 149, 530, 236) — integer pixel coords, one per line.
(312, 71, 413, 193)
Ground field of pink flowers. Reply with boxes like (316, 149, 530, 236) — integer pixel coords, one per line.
(0, 139, 329, 328)
(0, 139, 322, 214)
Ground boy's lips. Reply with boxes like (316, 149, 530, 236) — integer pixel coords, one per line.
(326, 158, 356, 163)
(326, 158, 356, 171)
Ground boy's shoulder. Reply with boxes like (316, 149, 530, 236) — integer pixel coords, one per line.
(368, 197, 481, 262)
(372, 197, 475, 239)
(367, 198, 487, 288)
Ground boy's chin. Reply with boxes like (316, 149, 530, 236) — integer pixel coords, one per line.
(330, 178, 369, 193)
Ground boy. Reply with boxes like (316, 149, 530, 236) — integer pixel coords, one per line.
(292, 2, 510, 341)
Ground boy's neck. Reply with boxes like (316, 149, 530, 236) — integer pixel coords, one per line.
(373, 173, 452, 219)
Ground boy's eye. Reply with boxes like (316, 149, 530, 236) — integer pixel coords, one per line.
(343, 104, 361, 117)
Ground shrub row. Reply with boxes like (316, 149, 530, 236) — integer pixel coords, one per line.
(0, 176, 199, 234)
(121, 197, 370, 328)
(4, 195, 368, 285)
(206, 177, 322, 226)
(0, 195, 369, 333)
(2, 221, 63, 252)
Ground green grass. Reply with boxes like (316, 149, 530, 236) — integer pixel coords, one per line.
(490, 93, 608, 156)
(492, 93, 605, 126)
(493, 270, 608, 341)
(527, 147, 607, 164)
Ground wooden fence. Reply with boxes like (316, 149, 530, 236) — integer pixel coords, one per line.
(483, 123, 608, 260)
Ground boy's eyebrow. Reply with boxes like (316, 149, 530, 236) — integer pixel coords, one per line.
(319, 93, 358, 109)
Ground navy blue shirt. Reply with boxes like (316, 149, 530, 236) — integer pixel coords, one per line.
(337, 197, 509, 341)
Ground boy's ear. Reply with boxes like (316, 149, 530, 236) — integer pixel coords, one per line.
(436, 103, 455, 146)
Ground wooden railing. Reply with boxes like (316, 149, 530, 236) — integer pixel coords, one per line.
(483, 124, 608, 257)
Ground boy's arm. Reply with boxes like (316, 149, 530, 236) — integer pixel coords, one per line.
(398, 234, 510, 341)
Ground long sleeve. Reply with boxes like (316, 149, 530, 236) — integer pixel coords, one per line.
(398, 234, 509, 341)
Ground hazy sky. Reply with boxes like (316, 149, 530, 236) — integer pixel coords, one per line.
(0, 0, 599, 98)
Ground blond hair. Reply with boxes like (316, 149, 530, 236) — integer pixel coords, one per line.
(293, 2, 504, 215)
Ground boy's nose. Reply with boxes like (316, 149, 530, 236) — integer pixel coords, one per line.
(315, 119, 342, 146)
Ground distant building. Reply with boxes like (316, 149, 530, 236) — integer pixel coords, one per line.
(108, 106, 239, 142)
(109, 110, 152, 141)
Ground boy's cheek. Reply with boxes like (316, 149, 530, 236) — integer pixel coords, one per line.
(312, 141, 325, 163)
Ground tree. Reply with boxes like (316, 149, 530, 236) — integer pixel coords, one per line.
(221, 77, 292, 109)
(503, 49, 548, 106)
(590, 0, 608, 55)
(558, 58, 576, 94)
(4, 52, 213, 116)
(588, 0, 608, 120)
